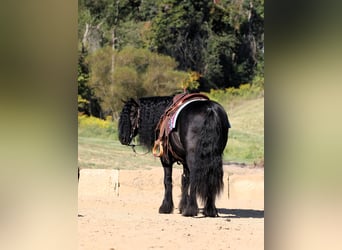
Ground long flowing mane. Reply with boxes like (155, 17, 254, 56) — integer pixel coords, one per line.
(138, 96, 173, 148)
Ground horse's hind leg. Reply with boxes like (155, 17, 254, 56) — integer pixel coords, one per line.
(179, 166, 190, 214)
(181, 156, 198, 216)
(203, 195, 219, 217)
(181, 182, 198, 217)
(159, 162, 174, 214)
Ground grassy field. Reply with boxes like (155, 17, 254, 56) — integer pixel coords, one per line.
(224, 97, 264, 164)
(78, 137, 162, 170)
(78, 96, 264, 170)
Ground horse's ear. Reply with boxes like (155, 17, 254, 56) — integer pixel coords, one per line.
(121, 97, 139, 107)
(130, 98, 139, 107)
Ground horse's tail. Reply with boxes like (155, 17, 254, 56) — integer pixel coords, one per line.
(192, 104, 229, 204)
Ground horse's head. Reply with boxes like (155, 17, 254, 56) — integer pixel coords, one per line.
(118, 98, 140, 145)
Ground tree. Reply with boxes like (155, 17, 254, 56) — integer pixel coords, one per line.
(151, 0, 212, 73)
(180, 71, 200, 92)
(150, 0, 264, 90)
(78, 0, 264, 105)
(78, 51, 102, 116)
(142, 52, 187, 95)
(86, 46, 187, 117)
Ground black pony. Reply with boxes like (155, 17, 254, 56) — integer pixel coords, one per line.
(118, 95, 230, 217)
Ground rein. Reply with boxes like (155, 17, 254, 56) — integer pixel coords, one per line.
(128, 143, 150, 155)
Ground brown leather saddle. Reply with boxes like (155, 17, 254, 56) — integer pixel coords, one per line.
(152, 93, 209, 161)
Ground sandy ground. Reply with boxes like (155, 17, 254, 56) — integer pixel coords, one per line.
(78, 165, 264, 250)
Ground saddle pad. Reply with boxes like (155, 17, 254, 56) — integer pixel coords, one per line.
(168, 98, 207, 131)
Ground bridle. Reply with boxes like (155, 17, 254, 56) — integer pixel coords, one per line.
(127, 105, 148, 155)
(129, 106, 139, 141)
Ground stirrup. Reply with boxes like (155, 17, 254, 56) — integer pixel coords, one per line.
(152, 140, 163, 157)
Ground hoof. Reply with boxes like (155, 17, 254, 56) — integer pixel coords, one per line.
(159, 202, 174, 214)
(178, 202, 187, 214)
(181, 206, 198, 217)
(203, 207, 219, 217)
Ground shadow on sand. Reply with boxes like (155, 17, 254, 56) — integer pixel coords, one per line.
(217, 208, 264, 218)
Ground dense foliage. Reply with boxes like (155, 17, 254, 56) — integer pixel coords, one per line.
(78, 0, 264, 118)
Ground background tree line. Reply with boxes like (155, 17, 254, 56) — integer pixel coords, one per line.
(78, 0, 264, 118)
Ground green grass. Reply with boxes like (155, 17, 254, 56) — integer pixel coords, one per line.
(223, 97, 264, 164)
(78, 137, 163, 170)
(78, 96, 264, 169)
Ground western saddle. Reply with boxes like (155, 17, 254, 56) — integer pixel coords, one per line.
(152, 92, 209, 162)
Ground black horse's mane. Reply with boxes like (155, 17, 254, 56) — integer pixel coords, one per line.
(138, 96, 173, 148)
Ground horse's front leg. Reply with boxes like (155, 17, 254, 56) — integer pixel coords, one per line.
(158, 161, 174, 214)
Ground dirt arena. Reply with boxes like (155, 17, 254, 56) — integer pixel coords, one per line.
(78, 165, 264, 250)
